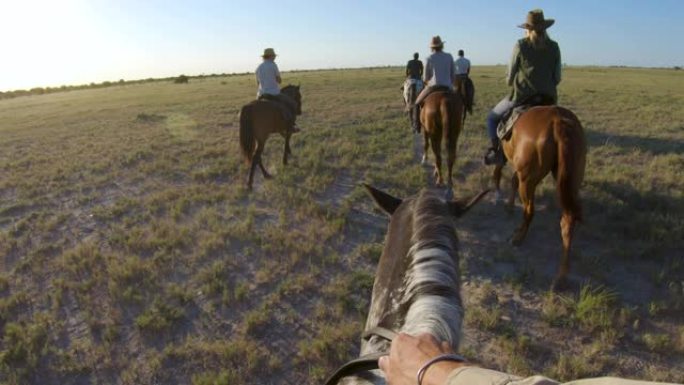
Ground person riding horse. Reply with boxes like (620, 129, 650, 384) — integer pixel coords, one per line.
(255, 48, 300, 133)
(484, 9, 561, 165)
(454, 49, 470, 80)
(454, 49, 474, 115)
(406, 52, 424, 81)
(411, 36, 455, 130)
(404, 53, 424, 131)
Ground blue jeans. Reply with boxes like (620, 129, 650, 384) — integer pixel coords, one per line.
(486, 96, 516, 146)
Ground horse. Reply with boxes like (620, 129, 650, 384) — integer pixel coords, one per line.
(238, 85, 301, 189)
(325, 185, 489, 385)
(401, 79, 422, 132)
(419, 89, 466, 196)
(493, 106, 587, 291)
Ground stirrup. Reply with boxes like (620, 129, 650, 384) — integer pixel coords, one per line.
(484, 147, 503, 166)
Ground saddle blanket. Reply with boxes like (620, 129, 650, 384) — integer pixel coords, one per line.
(497, 105, 535, 141)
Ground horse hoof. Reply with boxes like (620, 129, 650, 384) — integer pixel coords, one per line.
(509, 234, 523, 247)
(421, 156, 428, 165)
(494, 190, 503, 203)
(444, 188, 454, 201)
(263, 173, 273, 180)
(551, 277, 573, 293)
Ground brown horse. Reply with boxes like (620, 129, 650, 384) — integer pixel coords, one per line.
(420, 89, 466, 195)
(239, 85, 301, 189)
(325, 186, 488, 385)
(493, 106, 586, 291)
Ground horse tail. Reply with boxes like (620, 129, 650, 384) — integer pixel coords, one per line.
(239, 103, 256, 163)
(554, 108, 586, 222)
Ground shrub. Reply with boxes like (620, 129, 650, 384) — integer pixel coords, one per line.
(174, 75, 189, 84)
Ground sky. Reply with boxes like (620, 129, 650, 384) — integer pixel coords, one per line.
(1, 0, 683, 92)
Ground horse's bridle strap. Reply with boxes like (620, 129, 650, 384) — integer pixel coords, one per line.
(362, 326, 398, 343)
(322, 352, 386, 385)
(323, 327, 398, 385)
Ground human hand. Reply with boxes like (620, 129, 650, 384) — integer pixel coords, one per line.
(378, 333, 468, 385)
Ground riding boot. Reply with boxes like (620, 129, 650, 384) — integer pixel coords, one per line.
(484, 138, 504, 166)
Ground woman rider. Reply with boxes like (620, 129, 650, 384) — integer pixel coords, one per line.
(484, 9, 562, 165)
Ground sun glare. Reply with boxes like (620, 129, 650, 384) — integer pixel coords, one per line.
(0, 0, 105, 90)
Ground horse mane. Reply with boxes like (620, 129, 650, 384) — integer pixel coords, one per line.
(281, 84, 297, 93)
(400, 189, 463, 348)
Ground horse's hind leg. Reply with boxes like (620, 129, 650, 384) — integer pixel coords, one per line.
(283, 133, 291, 165)
(421, 131, 429, 165)
(507, 172, 518, 211)
(446, 139, 456, 189)
(431, 136, 444, 185)
(510, 176, 535, 246)
(247, 157, 258, 190)
(255, 141, 271, 179)
(552, 211, 576, 291)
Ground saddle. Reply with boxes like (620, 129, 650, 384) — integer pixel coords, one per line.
(497, 94, 555, 141)
(257, 94, 295, 123)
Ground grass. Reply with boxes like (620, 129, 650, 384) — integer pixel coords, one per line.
(0, 66, 683, 384)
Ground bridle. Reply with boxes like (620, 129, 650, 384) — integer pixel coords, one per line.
(323, 326, 397, 385)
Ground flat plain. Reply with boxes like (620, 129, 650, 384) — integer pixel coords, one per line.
(0, 66, 682, 384)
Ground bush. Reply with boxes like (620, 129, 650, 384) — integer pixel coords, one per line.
(174, 75, 189, 84)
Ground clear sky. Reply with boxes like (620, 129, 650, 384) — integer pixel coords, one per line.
(1, 0, 683, 92)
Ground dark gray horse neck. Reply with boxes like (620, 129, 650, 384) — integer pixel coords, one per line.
(347, 189, 464, 385)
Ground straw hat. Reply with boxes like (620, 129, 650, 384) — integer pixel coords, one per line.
(430, 36, 445, 49)
(262, 48, 277, 58)
(518, 9, 555, 31)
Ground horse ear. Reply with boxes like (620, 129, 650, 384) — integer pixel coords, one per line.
(364, 184, 402, 215)
(448, 190, 489, 217)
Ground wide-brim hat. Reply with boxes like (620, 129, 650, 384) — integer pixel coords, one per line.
(430, 35, 445, 48)
(518, 9, 555, 31)
(262, 48, 277, 58)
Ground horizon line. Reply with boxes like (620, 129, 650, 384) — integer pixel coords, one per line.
(2, 63, 682, 95)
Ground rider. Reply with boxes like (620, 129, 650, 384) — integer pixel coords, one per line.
(406, 52, 424, 81)
(255, 48, 300, 133)
(453, 49, 470, 87)
(414, 36, 455, 107)
(484, 9, 561, 165)
(454, 49, 474, 114)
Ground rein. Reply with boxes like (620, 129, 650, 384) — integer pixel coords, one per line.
(322, 327, 397, 385)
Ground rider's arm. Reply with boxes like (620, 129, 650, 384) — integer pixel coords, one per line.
(424, 57, 433, 84)
(450, 56, 456, 84)
(553, 44, 562, 85)
(274, 63, 282, 84)
(507, 42, 520, 86)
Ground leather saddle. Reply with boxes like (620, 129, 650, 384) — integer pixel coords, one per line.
(497, 94, 555, 141)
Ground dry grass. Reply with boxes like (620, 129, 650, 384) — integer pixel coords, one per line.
(0, 66, 682, 384)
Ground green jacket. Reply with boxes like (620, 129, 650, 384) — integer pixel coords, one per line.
(507, 37, 562, 104)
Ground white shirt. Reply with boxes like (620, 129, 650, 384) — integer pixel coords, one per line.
(424, 51, 455, 87)
(255, 59, 281, 97)
(455, 56, 470, 75)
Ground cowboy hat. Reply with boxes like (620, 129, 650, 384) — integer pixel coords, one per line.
(518, 9, 555, 31)
(430, 36, 445, 48)
(262, 48, 277, 58)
